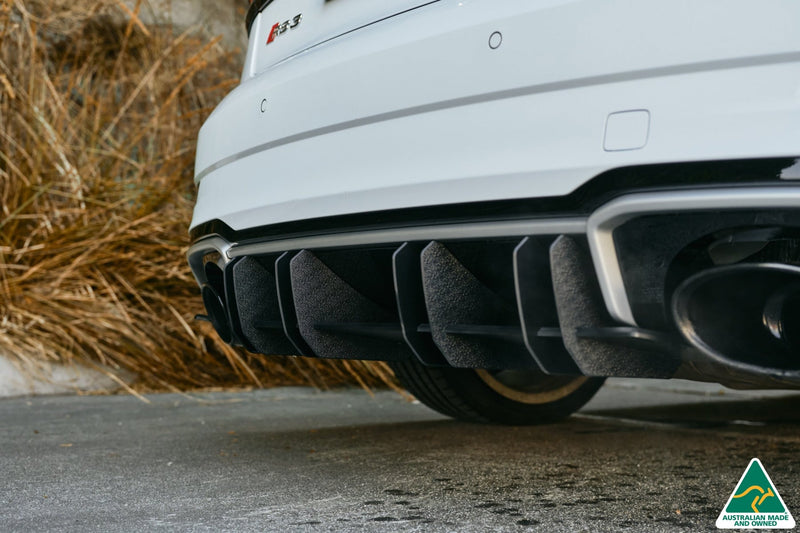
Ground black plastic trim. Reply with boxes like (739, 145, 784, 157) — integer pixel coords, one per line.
(313, 322, 405, 342)
(443, 324, 525, 343)
(222, 257, 252, 350)
(393, 243, 450, 366)
(246, 0, 276, 36)
(275, 252, 315, 356)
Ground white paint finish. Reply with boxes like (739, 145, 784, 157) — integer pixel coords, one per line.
(195, 0, 800, 176)
(192, 60, 800, 230)
(604, 110, 650, 151)
(191, 0, 800, 230)
(242, 14, 263, 81)
(249, 0, 435, 75)
(192, 0, 800, 229)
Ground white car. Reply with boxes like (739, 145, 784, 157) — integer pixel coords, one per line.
(188, 0, 800, 424)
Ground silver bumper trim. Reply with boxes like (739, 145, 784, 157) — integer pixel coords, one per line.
(187, 236, 233, 286)
(227, 217, 588, 258)
(587, 187, 800, 326)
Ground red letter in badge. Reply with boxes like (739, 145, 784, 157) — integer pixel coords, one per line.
(267, 23, 280, 44)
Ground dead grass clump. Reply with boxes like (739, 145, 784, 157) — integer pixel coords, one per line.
(0, 0, 399, 392)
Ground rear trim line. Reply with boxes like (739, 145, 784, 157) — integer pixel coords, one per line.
(273, 1, 442, 69)
(195, 52, 800, 183)
(228, 217, 587, 258)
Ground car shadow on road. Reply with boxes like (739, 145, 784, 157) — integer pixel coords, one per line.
(211, 394, 800, 463)
(582, 394, 800, 429)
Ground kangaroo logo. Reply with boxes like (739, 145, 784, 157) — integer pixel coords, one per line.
(717, 458, 794, 529)
(732, 485, 775, 514)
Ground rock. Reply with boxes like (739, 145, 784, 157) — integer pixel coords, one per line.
(0, 356, 134, 398)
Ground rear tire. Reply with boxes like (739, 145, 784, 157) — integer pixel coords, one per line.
(390, 359, 604, 425)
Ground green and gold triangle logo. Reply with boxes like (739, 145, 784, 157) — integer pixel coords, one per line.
(717, 458, 795, 529)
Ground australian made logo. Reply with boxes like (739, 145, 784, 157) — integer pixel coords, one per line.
(717, 458, 795, 529)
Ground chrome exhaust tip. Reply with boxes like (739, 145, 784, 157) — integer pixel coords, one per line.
(672, 263, 800, 371)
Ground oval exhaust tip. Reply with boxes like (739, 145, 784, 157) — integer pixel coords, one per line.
(202, 283, 232, 344)
(672, 262, 800, 372)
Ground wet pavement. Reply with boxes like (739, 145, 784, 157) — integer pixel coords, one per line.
(2, 379, 800, 532)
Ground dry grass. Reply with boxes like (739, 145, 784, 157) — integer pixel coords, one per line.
(0, 0, 399, 393)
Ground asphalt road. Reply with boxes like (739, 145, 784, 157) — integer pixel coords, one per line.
(2, 379, 800, 532)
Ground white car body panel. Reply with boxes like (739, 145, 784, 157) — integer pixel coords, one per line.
(192, 0, 800, 230)
(244, 0, 435, 78)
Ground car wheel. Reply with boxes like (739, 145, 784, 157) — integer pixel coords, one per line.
(390, 359, 605, 425)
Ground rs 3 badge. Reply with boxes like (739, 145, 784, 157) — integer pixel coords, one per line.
(267, 14, 302, 45)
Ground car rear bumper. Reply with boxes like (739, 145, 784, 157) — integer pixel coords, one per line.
(189, 176, 800, 389)
(191, 0, 800, 231)
(188, 0, 800, 388)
